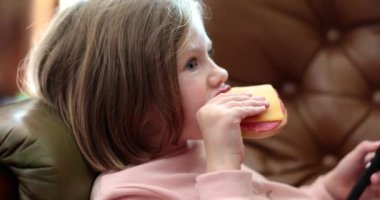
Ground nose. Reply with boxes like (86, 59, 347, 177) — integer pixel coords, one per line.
(208, 61, 228, 87)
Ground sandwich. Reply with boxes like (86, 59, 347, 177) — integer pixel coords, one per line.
(228, 84, 287, 139)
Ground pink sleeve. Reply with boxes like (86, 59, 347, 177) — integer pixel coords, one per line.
(300, 176, 334, 200)
(195, 170, 254, 199)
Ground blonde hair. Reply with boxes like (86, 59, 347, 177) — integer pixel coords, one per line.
(20, 0, 202, 172)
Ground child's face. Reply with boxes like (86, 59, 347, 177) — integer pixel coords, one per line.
(177, 12, 229, 141)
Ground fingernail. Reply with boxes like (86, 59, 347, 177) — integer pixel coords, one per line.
(260, 105, 267, 110)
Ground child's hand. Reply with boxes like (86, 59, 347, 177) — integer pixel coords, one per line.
(323, 140, 380, 199)
(196, 92, 269, 172)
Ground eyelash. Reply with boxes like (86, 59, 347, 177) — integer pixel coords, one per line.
(185, 58, 198, 71)
(208, 49, 214, 58)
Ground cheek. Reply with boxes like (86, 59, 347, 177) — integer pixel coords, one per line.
(182, 86, 209, 117)
(180, 92, 208, 140)
(181, 84, 208, 113)
(183, 96, 204, 122)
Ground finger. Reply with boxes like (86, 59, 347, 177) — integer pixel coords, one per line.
(252, 96, 267, 101)
(363, 176, 380, 199)
(211, 93, 252, 103)
(371, 172, 380, 184)
(235, 105, 267, 120)
(213, 92, 269, 103)
(365, 152, 376, 164)
(352, 141, 380, 163)
(368, 184, 380, 194)
(224, 99, 270, 108)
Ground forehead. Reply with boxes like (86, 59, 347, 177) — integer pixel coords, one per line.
(181, 10, 212, 53)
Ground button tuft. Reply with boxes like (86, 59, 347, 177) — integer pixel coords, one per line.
(281, 82, 297, 96)
(326, 28, 341, 42)
(322, 155, 338, 169)
(372, 91, 380, 105)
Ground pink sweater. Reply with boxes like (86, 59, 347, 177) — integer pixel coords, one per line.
(91, 141, 334, 200)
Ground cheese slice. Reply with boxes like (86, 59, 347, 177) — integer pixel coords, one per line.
(228, 84, 284, 122)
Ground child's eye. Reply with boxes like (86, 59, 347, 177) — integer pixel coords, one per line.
(208, 49, 214, 58)
(185, 58, 198, 71)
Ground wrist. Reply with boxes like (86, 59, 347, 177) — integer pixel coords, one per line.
(207, 161, 241, 172)
(203, 140, 244, 172)
(205, 153, 242, 172)
(322, 174, 344, 200)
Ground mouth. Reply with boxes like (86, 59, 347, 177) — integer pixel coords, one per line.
(215, 84, 231, 96)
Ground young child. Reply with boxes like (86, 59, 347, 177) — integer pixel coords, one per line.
(21, 0, 380, 199)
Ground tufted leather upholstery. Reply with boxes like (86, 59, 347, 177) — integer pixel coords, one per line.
(1, 0, 379, 199)
(203, 0, 380, 186)
(0, 100, 96, 199)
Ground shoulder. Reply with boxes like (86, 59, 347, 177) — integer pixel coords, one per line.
(91, 176, 178, 200)
(91, 166, 180, 200)
(91, 141, 206, 199)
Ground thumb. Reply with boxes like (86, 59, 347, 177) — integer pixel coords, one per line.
(352, 141, 380, 164)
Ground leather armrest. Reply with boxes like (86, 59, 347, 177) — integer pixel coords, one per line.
(0, 99, 97, 199)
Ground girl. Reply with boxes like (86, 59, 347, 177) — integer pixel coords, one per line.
(21, 0, 380, 199)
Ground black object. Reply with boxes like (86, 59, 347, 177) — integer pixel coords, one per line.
(347, 148, 380, 200)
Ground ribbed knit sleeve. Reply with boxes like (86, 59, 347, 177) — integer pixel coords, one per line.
(195, 170, 254, 200)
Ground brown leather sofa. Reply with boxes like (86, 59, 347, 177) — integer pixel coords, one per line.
(204, 0, 380, 186)
(1, 0, 380, 199)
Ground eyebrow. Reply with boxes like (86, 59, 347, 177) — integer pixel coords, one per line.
(187, 39, 212, 53)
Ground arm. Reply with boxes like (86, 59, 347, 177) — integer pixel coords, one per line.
(195, 93, 268, 199)
(300, 176, 335, 200)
